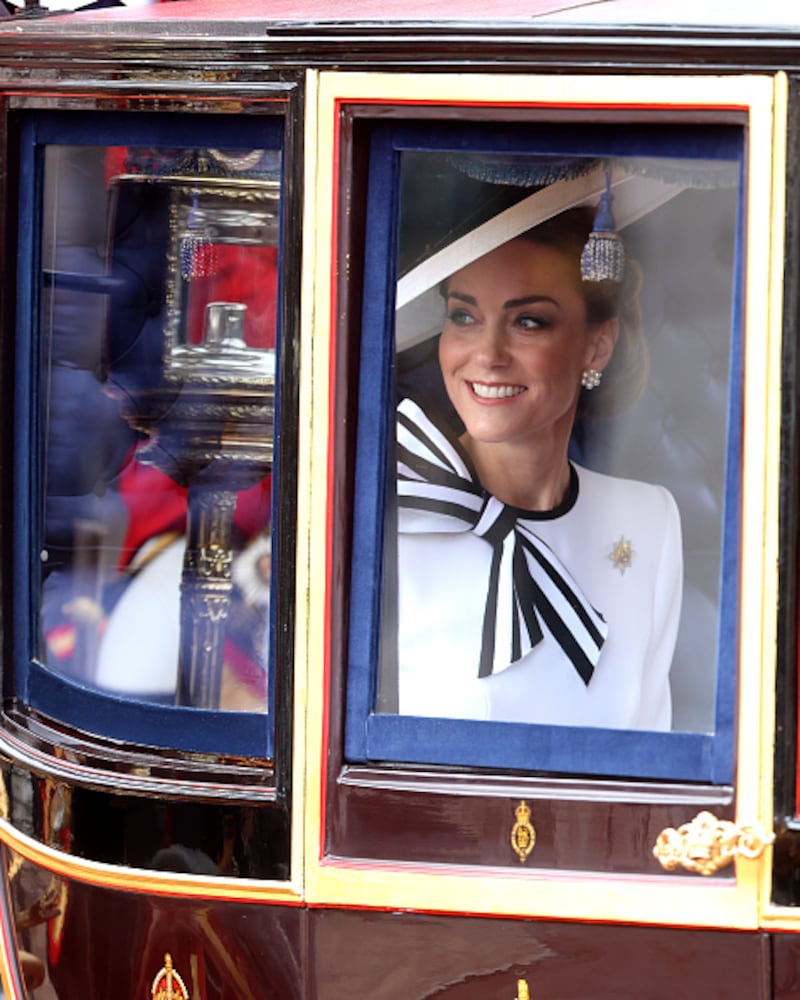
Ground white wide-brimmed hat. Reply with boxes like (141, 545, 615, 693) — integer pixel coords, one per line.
(395, 156, 736, 352)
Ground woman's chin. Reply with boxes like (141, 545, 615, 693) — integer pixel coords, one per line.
(461, 420, 524, 447)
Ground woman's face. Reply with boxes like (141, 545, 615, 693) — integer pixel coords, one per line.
(438, 237, 616, 452)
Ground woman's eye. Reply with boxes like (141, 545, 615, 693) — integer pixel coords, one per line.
(516, 314, 546, 331)
(447, 308, 476, 327)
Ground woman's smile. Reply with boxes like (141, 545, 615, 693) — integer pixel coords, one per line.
(468, 381, 527, 401)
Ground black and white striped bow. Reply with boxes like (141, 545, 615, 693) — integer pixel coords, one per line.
(397, 398, 606, 685)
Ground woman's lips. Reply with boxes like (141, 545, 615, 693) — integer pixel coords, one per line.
(469, 381, 526, 400)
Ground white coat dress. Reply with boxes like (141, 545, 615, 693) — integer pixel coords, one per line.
(394, 398, 682, 731)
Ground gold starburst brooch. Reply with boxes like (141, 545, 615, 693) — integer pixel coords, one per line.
(608, 535, 635, 574)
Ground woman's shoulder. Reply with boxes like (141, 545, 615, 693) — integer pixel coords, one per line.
(572, 463, 680, 526)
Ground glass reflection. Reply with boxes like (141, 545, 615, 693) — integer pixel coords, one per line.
(38, 145, 280, 713)
(5, 845, 63, 997)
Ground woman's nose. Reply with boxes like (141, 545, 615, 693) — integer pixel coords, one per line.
(475, 323, 509, 365)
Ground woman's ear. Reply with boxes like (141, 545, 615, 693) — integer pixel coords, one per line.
(587, 317, 619, 372)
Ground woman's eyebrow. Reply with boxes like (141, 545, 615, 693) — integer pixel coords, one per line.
(446, 290, 477, 305)
(503, 295, 558, 309)
(446, 291, 558, 309)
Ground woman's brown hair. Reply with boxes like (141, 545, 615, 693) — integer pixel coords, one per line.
(521, 205, 648, 416)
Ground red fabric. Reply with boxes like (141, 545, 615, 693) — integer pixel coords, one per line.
(185, 244, 278, 348)
(104, 146, 127, 188)
(117, 460, 188, 565)
(224, 636, 267, 697)
(117, 457, 271, 566)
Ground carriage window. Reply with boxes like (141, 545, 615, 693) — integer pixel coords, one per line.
(345, 120, 743, 782)
(16, 114, 284, 756)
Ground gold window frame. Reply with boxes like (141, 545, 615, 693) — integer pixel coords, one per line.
(297, 69, 786, 928)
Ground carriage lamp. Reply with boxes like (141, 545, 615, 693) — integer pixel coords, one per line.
(106, 170, 279, 710)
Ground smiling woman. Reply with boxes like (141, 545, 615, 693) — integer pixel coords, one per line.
(392, 206, 682, 730)
(438, 230, 618, 509)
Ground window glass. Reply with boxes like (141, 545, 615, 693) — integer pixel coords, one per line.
(346, 121, 743, 781)
(19, 117, 284, 755)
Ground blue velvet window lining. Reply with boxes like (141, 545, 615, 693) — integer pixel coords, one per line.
(345, 119, 744, 783)
(15, 111, 284, 757)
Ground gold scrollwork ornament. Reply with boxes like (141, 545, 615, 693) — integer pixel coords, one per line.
(516, 978, 531, 1000)
(653, 810, 774, 876)
(511, 800, 536, 863)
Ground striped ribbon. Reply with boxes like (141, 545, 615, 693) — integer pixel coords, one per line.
(397, 398, 606, 685)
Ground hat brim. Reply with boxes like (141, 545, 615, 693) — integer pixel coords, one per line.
(395, 161, 687, 352)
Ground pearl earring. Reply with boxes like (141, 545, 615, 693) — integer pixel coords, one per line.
(581, 368, 602, 390)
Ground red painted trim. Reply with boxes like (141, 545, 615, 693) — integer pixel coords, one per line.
(319, 102, 344, 861)
(317, 87, 751, 848)
(303, 892, 749, 932)
(0, 89, 289, 104)
(340, 97, 751, 114)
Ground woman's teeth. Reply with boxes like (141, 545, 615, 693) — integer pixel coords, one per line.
(470, 383, 524, 399)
